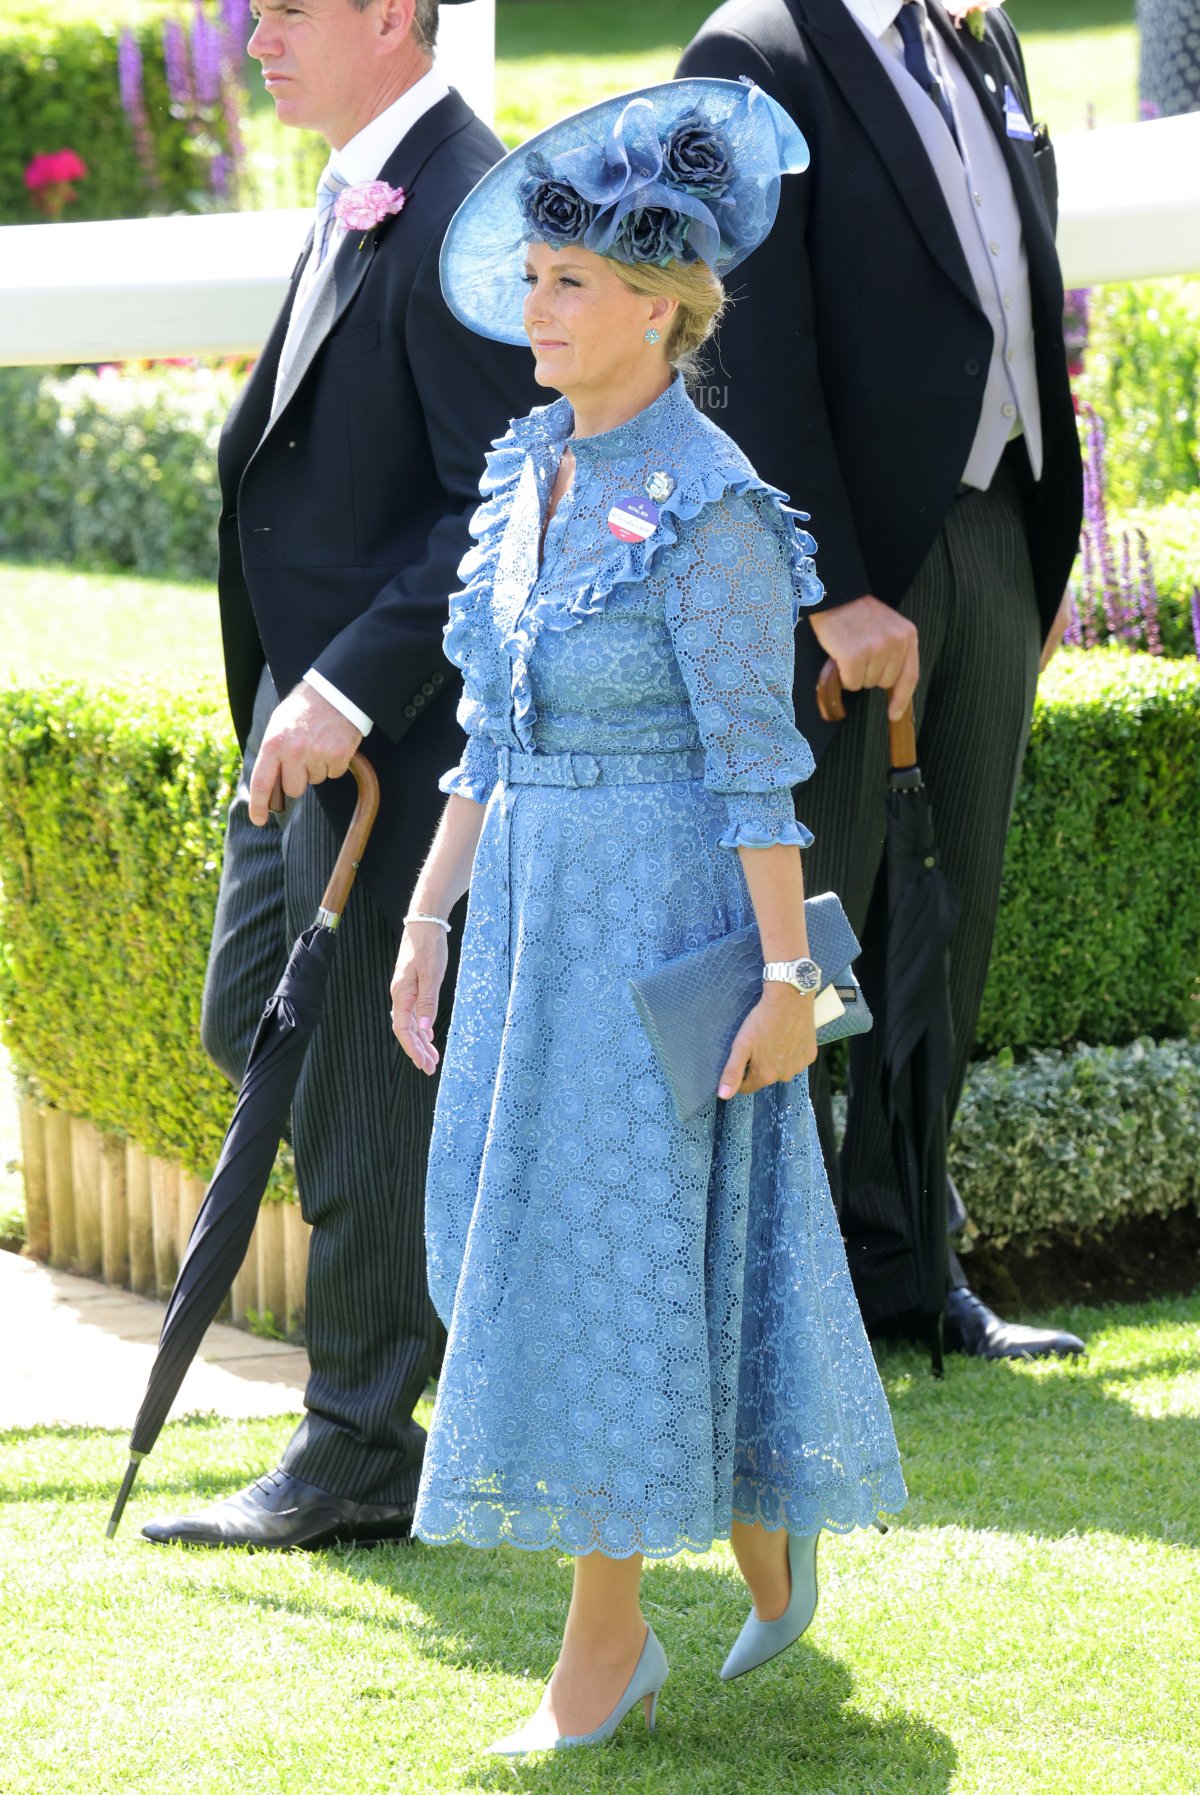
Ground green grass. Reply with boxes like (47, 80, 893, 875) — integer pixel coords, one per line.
(0, 1294, 1196, 1793)
(491, 0, 1138, 145)
(0, 563, 222, 695)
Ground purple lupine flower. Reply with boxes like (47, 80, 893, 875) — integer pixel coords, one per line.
(163, 18, 193, 110)
(1117, 530, 1141, 646)
(1062, 590, 1082, 649)
(1191, 588, 1200, 658)
(1135, 529, 1163, 655)
(220, 0, 253, 47)
(192, 2, 225, 106)
(118, 28, 161, 191)
(1079, 403, 1120, 641)
(1077, 526, 1098, 648)
(210, 151, 232, 199)
(1063, 287, 1090, 377)
(118, 29, 144, 120)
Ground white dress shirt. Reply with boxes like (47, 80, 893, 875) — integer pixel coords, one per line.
(273, 70, 451, 737)
(841, 0, 1043, 487)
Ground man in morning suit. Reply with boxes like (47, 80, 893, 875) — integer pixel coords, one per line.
(144, 0, 536, 1547)
(679, 0, 1086, 1358)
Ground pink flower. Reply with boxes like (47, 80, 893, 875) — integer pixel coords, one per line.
(943, 0, 1004, 39)
(24, 149, 88, 192)
(334, 180, 407, 234)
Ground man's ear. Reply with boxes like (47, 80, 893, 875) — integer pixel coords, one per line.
(376, 0, 419, 44)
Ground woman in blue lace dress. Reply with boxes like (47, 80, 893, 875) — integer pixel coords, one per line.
(389, 80, 906, 1755)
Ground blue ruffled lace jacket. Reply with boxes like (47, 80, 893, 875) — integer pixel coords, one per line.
(440, 375, 823, 845)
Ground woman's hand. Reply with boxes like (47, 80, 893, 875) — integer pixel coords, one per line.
(717, 984, 818, 1100)
(390, 923, 449, 1075)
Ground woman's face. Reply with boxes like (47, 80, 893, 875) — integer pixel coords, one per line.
(521, 241, 674, 403)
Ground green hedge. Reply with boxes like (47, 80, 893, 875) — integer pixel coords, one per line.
(0, 682, 238, 1175)
(0, 365, 238, 581)
(1, 656, 1199, 1235)
(950, 1039, 1200, 1251)
(0, 8, 216, 224)
(3, 363, 1200, 640)
(979, 649, 1200, 1054)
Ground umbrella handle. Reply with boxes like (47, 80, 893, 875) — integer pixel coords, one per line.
(316, 751, 381, 928)
(816, 659, 917, 771)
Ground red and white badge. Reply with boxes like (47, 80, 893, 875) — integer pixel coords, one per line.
(607, 493, 660, 543)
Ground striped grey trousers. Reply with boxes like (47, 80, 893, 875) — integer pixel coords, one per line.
(803, 466, 1042, 1328)
(201, 669, 440, 1505)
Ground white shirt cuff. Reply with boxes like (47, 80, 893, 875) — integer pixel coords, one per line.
(303, 669, 373, 737)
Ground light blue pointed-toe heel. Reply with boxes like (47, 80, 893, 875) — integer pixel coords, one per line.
(721, 1531, 820, 1681)
(488, 1625, 669, 1756)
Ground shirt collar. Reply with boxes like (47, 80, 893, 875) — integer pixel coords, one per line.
(327, 67, 450, 190)
(842, 0, 905, 37)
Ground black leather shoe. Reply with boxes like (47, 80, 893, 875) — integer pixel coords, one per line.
(141, 1469, 414, 1549)
(944, 1285, 1085, 1361)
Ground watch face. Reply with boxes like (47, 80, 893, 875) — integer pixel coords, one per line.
(792, 958, 821, 994)
(765, 957, 822, 993)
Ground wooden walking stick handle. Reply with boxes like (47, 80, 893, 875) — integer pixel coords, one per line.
(317, 751, 381, 926)
(816, 658, 917, 770)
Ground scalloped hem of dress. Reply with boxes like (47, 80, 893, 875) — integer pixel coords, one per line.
(413, 1483, 907, 1558)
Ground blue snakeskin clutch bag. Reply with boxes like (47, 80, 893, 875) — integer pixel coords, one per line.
(628, 892, 872, 1122)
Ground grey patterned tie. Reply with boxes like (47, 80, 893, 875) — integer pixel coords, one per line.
(895, 1, 963, 153)
(314, 165, 350, 267)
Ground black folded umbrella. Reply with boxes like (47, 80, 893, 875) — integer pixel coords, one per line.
(106, 752, 380, 1537)
(879, 707, 960, 1375)
(817, 668, 960, 1375)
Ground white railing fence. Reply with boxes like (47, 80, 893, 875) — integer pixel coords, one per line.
(0, 101, 1198, 367)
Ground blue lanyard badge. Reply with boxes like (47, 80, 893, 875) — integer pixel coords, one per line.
(1003, 84, 1035, 142)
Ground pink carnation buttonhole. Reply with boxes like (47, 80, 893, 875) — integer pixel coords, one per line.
(334, 180, 407, 233)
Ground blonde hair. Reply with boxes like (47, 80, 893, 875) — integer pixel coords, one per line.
(608, 257, 726, 377)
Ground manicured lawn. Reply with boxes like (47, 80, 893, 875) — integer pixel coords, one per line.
(0, 1293, 1196, 1794)
(0, 563, 223, 695)
(492, 0, 1139, 143)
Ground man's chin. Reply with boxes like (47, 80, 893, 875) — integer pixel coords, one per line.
(265, 88, 310, 129)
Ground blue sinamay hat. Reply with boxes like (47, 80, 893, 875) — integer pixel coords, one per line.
(439, 78, 809, 345)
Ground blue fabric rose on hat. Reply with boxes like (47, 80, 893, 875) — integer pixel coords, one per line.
(518, 153, 599, 246)
(662, 113, 735, 198)
(613, 203, 694, 265)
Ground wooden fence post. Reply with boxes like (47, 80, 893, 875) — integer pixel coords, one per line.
(149, 1156, 180, 1299)
(70, 1118, 103, 1279)
(19, 1099, 49, 1261)
(255, 1201, 287, 1333)
(126, 1144, 155, 1297)
(177, 1172, 207, 1262)
(283, 1201, 310, 1339)
(42, 1108, 76, 1271)
(99, 1133, 129, 1289)
(230, 1217, 259, 1327)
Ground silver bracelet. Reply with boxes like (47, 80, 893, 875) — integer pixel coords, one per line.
(403, 911, 451, 933)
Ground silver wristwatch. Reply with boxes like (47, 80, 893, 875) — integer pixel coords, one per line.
(762, 956, 822, 995)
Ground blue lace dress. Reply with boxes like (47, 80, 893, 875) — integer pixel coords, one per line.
(413, 377, 906, 1558)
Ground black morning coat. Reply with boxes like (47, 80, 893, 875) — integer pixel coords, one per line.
(678, 0, 1084, 755)
(216, 91, 538, 932)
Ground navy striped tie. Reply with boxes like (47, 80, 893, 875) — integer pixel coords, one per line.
(895, 2, 962, 152)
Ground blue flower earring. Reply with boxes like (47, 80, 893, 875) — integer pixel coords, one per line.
(644, 328, 661, 345)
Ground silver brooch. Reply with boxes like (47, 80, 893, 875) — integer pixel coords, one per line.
(646, 471, 676, 504)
